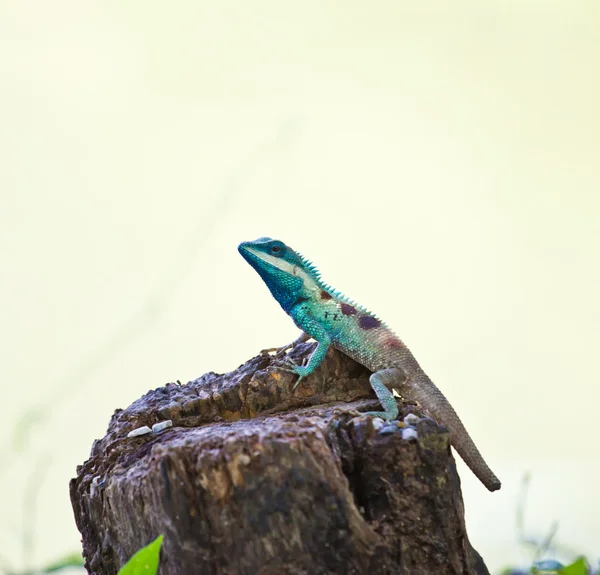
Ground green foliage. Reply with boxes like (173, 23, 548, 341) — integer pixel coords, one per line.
(41, 553, 85, 572)
(117, 535, 164, 575)
(502, 557, 595, 575)
(559, 558, 591, 575)
(532, 557, 591, 575)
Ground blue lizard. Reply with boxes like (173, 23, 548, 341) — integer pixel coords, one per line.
(239, 237, 501, 492)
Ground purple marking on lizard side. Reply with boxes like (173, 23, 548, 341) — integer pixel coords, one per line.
(359, 315, 381, 330)
(340, 303, 357, 316)
(386, 336, 404, 348)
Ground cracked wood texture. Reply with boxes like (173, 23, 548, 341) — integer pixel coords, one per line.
(70, 341, 490, 575)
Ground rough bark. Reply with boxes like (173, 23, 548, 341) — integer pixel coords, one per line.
(70, 341, 490, 575)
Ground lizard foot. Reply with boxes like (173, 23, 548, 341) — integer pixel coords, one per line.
(261, 345, 291, 357)
(276, 357, 311, 390)
(363, 410, 398, 422)
(333, 406, 363, 418)
(261, 333, 311, 357)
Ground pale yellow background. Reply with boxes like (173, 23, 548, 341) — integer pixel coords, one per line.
(1, 1, 599, 573)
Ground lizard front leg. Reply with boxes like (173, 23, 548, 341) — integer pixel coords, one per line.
(280, 305, 331, 390)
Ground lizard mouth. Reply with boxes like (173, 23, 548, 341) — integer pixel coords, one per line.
(238, 243, 265, 266)
(238, 243, 288, 275)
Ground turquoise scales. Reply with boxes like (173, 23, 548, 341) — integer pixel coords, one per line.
(239, 237, 501, 492)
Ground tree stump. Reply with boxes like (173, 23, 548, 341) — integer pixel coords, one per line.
(70, 341, 490, 575)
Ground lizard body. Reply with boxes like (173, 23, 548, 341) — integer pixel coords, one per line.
(239, 237, 501, 492)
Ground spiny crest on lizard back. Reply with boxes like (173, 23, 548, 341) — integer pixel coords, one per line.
(238, 237, 387, 328)
(316, 281, 386, 329)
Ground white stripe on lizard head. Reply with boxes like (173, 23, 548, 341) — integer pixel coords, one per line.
(243, 246, 321, 292)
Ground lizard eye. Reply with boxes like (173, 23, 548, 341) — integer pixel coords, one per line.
(269, 242, 285, 256)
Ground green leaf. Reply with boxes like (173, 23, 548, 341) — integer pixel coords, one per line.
(560, 557, 588, 575)
(117, 535, 164, 575)
(43, 552, 85, 572)
(532, 557, 590, 575)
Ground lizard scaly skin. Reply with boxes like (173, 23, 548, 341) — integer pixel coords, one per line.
(239, 237, 501, 492)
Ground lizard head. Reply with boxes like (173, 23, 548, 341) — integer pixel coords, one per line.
(238, 237, 321, 312)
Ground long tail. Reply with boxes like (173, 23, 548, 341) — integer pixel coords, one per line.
(405, 373, 501, 491)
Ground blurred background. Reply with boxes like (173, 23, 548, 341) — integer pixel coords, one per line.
(1, 1, 599, 573)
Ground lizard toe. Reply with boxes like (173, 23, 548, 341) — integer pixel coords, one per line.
(363, 410, 397, 422)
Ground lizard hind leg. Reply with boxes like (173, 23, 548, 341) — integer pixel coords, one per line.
(260, 332, 311, 357)
(364, 368, 402, 421)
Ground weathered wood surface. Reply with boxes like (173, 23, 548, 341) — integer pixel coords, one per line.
(70, 341, 490, 575)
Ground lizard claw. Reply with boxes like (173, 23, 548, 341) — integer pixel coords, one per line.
(363, 410, 397, 422)
(290, 364, 313, 389)
(261, 333, 311, 357)
(260, 347, 277, 355)
(261, 345, 290, 356)
(277, 357, 311, 390)
(332, 406, 363, 419)
(281, 355, 307, 370)
(275, 367, 304, 390)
